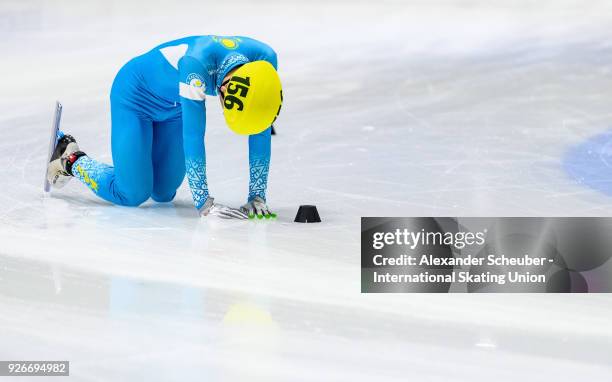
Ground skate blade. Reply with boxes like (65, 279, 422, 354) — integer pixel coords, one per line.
(44, 102, 63, 193)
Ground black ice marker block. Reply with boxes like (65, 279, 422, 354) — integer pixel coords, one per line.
(294, 205, 321, 223)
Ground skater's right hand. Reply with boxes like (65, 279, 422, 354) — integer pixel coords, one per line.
(199, 197, 248, 220)
(240, 196, 276, 220)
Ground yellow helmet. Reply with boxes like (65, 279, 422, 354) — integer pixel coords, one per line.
(221, 61, 283, 135)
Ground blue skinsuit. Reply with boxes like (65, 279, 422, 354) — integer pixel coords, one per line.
(72, 35, 277, 211)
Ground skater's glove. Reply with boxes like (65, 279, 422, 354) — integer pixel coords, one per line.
(199, 197, 248, 220)
(241, 196, 276, 220)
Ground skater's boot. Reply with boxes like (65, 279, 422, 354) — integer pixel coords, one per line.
(46, 134, 86, 189)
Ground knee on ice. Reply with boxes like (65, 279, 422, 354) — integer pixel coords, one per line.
(151, 191, 177, 203)
(120, 190, 151, 207)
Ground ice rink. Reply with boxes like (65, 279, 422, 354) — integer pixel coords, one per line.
(1, 0, 612, 380)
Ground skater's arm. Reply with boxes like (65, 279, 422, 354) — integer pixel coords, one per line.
(246, 40, 275, 203)
(179, 56, 209, 210)
(247, 42, 275, 203)
(248, 127, 272, 202)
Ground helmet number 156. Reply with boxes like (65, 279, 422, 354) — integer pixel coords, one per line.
(224, 76, 251, 111)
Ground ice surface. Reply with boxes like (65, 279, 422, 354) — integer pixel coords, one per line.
(1, 0, 612, 380)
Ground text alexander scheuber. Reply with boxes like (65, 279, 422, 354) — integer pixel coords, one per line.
(370, 228, 550, 285)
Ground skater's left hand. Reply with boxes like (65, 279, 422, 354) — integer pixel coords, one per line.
(241, 197, 276, 220)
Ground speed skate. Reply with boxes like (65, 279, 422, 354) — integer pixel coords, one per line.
(43, 101, 63, 193)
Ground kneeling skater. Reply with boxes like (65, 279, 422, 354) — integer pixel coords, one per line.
(47, 35, 283, 219)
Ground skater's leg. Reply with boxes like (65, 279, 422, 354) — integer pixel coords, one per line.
(109, 106, 154, 206)
(71, 104, 154, 206)
(151, 117, 186, 203)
